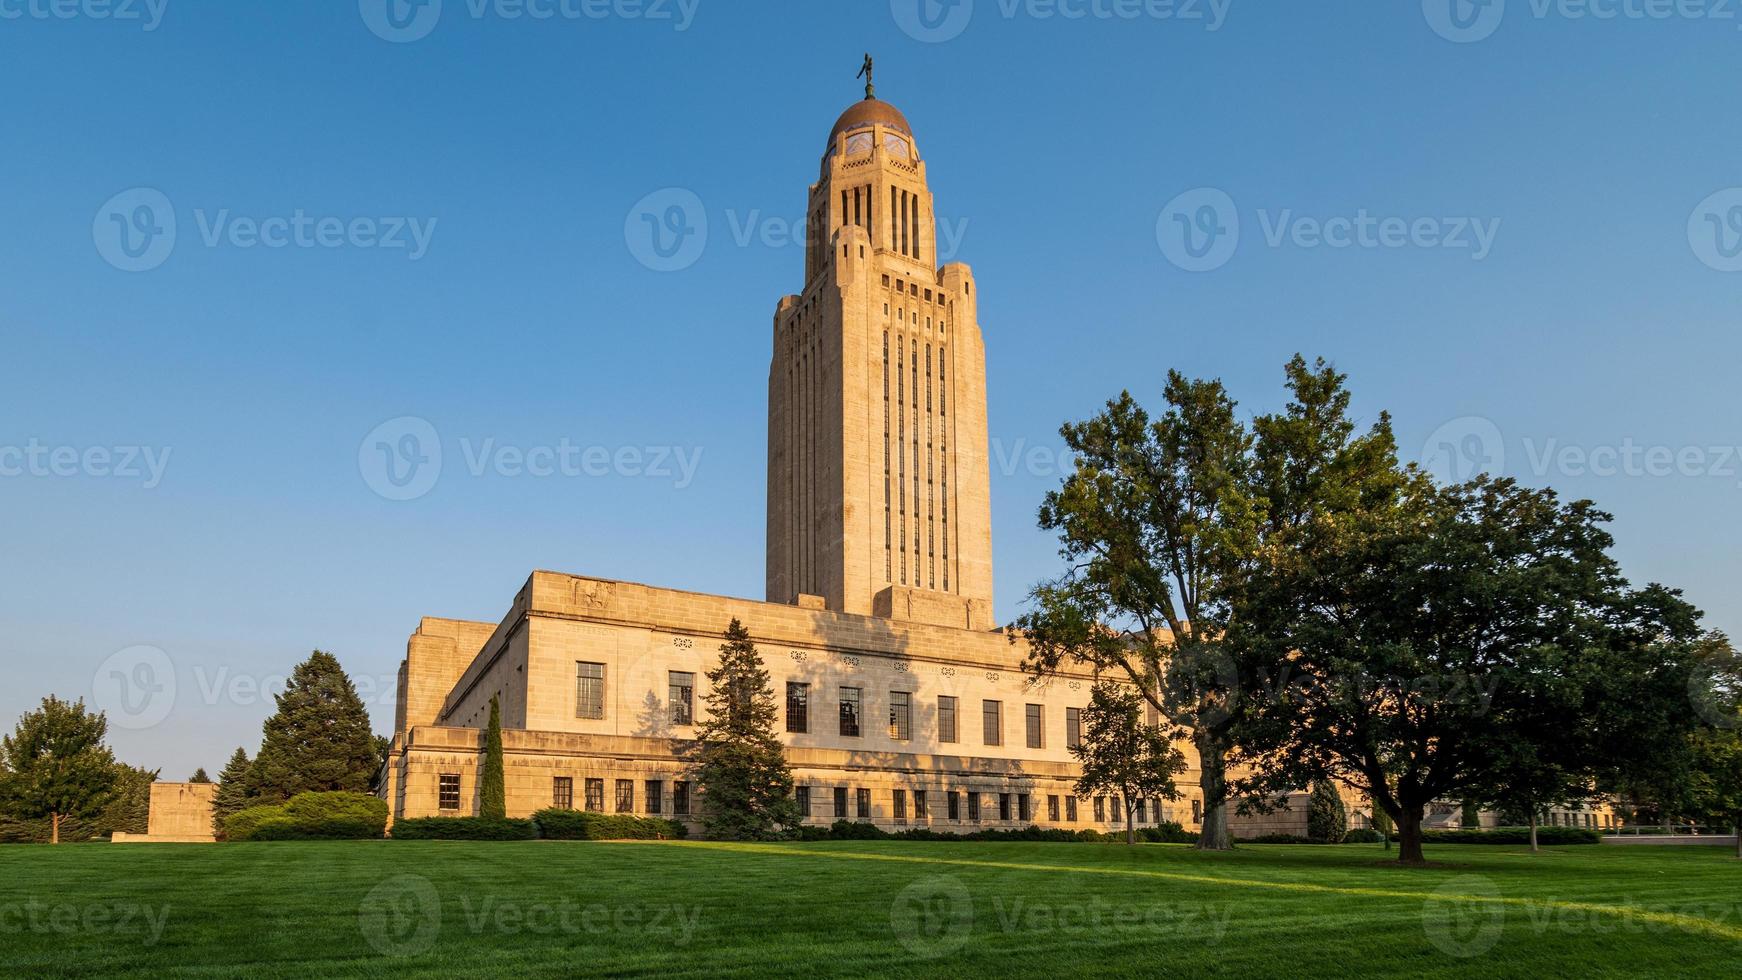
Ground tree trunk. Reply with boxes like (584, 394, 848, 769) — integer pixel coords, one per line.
(1193, 737, 1233, 851)
(1529, 813, 1539, 854)
(51, 812, 61, 846)
(1396, 808, 1426, 865)
(1126, 801, 1136, 846)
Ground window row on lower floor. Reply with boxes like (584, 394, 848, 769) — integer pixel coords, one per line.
(435, 773, 692, 817)
(797, 786, 1196, 825)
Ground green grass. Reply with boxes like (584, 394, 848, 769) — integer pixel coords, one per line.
(3, 840, 1739, 977)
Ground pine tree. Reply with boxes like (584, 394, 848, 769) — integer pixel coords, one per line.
(1306, 781, 1348, 843)
(0, 696, 119, 844)
(689, 619, 802, 840)
(211, 747, 253, 839)
(480, 696, 506, 819)
(249, 651, 380, 803)
(188, 768, 212, 784)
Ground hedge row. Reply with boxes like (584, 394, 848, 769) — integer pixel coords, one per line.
(532, 809, 687, 841)
(1421, 826, 1602, 846)
(793, 820, 1200, 844)
(390, 817, 538, 841)
(224, 792, 389, 841)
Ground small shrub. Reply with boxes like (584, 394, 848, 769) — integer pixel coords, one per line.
(533, 809, 687, 841)
(390, 817, 537, 841)
(1342, 828, 1385, 844)
(223, 792, 387, 841)
(828, 819, 887, 840)
(1139, 822, 1199, 844)
(224, 805, 292, 842)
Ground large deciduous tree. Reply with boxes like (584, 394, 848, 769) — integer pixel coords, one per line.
(1071, 684, 1187, 844)
(0, 696, 119, 844)
(249, 651, 380, 803)
(689, 619, 802, 841)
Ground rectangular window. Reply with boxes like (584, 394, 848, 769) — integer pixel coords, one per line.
(439, 773, 461, 811)
(1066, 707, 1082, 750)
(1136, 798, 1147, 823)
(982, 700, 1002, 746)
(1026, 704, 1043, 749)
(889, 691, 912, 740)
(615, 779, 634, 814)
(1112, 796, 1123, 824)
(856, 788, 871, 819)
(575, 661, 606, 720)
(1048, 795, 1060, 822)
(786, 682, 810, 734)
(668, 671, 694, 726)
(947, 791, 961, 821)
(585, 778, 604, 812)
(914, 790, 928, 819)
(839, 687, 862, 737)
(834, 787, 849, 818)
(552, 776, 573, 809)
(999, 793, 1011, 822)
(1066, 796, 1078, 822)
(938, 696, 958, 743)
(967, 792, 981, 822)
(1018, 794, 1032, 822)
(1094, 796, 1106, 822)
(796, 785, 810, 816)
(646, 780, 663, 815)
(674, 781, 690, 816)
(893, 789, 907, 821)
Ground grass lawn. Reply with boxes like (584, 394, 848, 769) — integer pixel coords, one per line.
(2, 839, 1739, 977)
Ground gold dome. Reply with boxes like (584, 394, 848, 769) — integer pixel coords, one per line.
(827, 98, 912, 148)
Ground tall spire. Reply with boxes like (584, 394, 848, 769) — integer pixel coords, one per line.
(857, 53, 874, 101)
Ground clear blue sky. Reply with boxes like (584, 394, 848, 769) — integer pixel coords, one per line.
(3, 1, 1738, 779)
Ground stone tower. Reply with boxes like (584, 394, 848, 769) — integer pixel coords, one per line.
(766, 86, 994, 631)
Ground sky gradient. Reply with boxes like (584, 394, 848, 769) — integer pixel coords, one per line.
(3, 1, 1739, 778)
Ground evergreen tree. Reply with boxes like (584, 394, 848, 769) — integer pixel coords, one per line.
(211, 747, 253, 840)
(94, 764, 159, 838)
(1306, 781, 1347, 843)
(1071, 684, 1186, 845)
(188, 768, 212, 784)
(480, 696, 506, 819)
(1460, 799, 1481, 830)
(689, 619, 802, 840)
(1371, 806, 1394, 851)
(0, 696, 118, 844)
(249, 651, 380, 803)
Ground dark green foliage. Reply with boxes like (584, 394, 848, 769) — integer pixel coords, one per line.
(0, 696, 119, 843)
(1139, 821, 1200, 844)
(810, 821, 1123, 844)
(1461, 799, 1481, 828)
(1342, 828, 1385, 844)
(91, 764, 158, 838)
(1070, 684, 1186, 844)
(188, 769, 212, 784)
(689, 620, 802, 840)
(224, 792, 385, 841)
(388, 817, 537, 841)
(1245, 834, 1319, 844)
(534, 809, 687, 840)
(1421, 826, 1601, 846)
(211, 748, 253, 840)
(1306, 782, 1347, 843)
(480, 697, 506, 820)
(249, 651, 380, 804)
